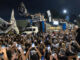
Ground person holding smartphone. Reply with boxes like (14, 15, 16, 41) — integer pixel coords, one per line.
(26, 43, 42, 60)
(50, 50, 58, 60)
(45, 46, 52, 60)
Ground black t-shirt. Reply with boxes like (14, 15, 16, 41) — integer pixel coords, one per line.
(30, 53, 39, 60)
(58, 48, 68, 60)
(7, 50, 12, 60)
(76, 28, 80, 45)
(45, 50, 51, 60)
(30, 50, 39, 60)
(58, 56, 68, 60)
(71, 41, 79, 53)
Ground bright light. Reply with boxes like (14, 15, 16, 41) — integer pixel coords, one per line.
(63, 9, 67, 14)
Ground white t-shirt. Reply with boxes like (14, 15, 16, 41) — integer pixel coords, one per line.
(52, 43, 59, 48)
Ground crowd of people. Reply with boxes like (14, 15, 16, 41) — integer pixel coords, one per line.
(0, 29, 80, 60)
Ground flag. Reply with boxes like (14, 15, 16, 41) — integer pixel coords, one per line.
(47, 10, 52, 22)
(18, 2, 27, 16)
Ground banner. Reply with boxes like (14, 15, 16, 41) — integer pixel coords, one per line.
(18, 2, 27, 16)
(62, 23, 66, 30)
(42, 21, 45, 32)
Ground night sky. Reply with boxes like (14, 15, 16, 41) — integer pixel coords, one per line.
(0, 0, 80, 20)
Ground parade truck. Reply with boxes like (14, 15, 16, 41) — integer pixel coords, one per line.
(22, 26, 39, 34)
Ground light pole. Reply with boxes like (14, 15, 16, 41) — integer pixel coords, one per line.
(63, 9, 67, 14)
(62, 9, 69, 21)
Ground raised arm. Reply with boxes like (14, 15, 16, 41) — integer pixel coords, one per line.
(2, 48, 8, 60)
(25, 46, 32, 59)
(35, 47, 42, 58)
(19, 48, 26, 60)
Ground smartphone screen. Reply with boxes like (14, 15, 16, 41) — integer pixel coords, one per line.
(47, 46, 50, 50)
(16, 44, 18, 47)
(40, 41, 42, 43)
(1, 45, 5, 48)
(52, 54, 55, 56)
(32, 43, 35, 47)
(78, 56, 80, 58)
(41, 56, 44, 60)
(24, 50, 26, 54)
(52, 51, 55, 56)
(18, 45, 21, 50)
(78, 52, 80, 58)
